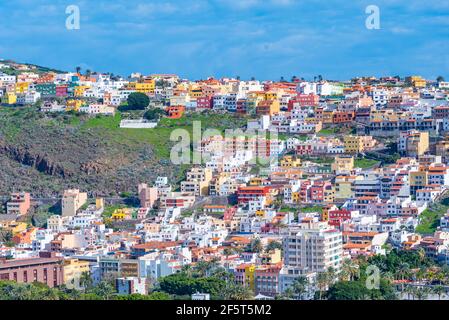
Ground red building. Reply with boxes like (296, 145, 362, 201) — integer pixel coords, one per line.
(288, 94, 319, 110)
(236, 99, 247, 114)
(332, 111, 355, 123)
(56, 85, 68, 97)
(237, 186, 271, 204)
(0, 252, 64, 288)
(166, 105, 185, 119)
(328, 209, 353, 228)
(197, 96, 213, 109)
(224, 207, 237, 220)
(296, 144, 313, 155)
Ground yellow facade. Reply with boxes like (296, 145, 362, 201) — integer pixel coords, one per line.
(66, 99, 84, 111)
(3, 92, 17, 105)
(15, 82, 29, 94)
(344, 136, 364, 154)
(128, 81, 155, 94)
(264, 92, 277, 100)
(409, 170, 428, 189)
(280, 156, 301, 168)
(406, 76, 426, 88)
(331, 155, 354, 173)
(63, 259, 90, 289)
(244, 265, 255, 292)
(74, 85, 90, 97)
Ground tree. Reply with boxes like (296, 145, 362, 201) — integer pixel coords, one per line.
(122, 92, 150, 111)
(291, 276, 308, 300)
(327, 281, 369, 300)
(80, 271, 93, 293)
(75, 66, 81, 75)
(222, 282, 253, 300)
(223, 247, 234, 260)
(247, 238, 263, 253)
(433, 285, 445, 300)
(341, 259, 359, 281)
(265, 241, 283, 253)
(143, 108, 165, 121)
(316, 272, 328, 300)
(437, 76, 445, 83)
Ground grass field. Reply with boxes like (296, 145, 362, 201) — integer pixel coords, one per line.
(354, 158, 379, 169)
(416, 198, 449, 235)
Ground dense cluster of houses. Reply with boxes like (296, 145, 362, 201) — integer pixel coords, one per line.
(2, 64, 449, 298)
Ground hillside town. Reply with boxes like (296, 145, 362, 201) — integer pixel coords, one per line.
(2, 60, 449, 300)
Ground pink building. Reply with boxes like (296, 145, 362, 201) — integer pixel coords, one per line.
(7, 192, 31, 215)
(56, 85, 68, 97)
(0, 252, 64, 288)
(138, 184, 158, 208)
(197, 96, 213, 109)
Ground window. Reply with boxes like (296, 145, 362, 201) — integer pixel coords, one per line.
(23, 271, 28, 283)
(0, 273, 9, 280)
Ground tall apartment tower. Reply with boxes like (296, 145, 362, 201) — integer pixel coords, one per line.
(138, 183, 158, 208)
(283, 220, 343, 274)
(62, 189, 88, 217)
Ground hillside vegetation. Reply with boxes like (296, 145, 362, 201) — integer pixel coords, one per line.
(0, 106, 247, 197)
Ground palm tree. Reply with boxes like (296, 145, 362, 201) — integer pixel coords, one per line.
(281, 287, 295, 300)
(249, 238, 263, 253)
(79, 271, 93, 293)
(417, 248, 426, 264)
(433, 285, 445, 300)
(341, 259, 359, 281)
(316, 272, 328, 300)
(404, 285, 415, 300)
(291, 276, 308, 300)
(415, 286, 431, 300)
(326, 266, 336, 286)
(396, 262, 410, 292)
(223, 247, 234, 260)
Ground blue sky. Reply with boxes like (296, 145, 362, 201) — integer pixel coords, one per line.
(0, 0, 448, 80)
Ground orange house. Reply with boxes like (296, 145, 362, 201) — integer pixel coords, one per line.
(166, 105, 185, 119)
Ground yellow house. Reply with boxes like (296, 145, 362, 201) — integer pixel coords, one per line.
(2, 221, 28, 234)
(189, 85, 203, 99)
(260, 248, 282, 264)
(237, 264, 255, 292)
(95, 198, 104, 211)
(331, 155, 354, 174)
(63, 258, 90, 289)
(344, 136, 364, 154)
(2, 92, 17, 105)
(111, 208, 132, 221)
(128, 81, 155, 94)
(264, 91, 277, 100)
(335, 175, 361, 200)
(249, 177, 263, 186)
(66, 99, 84, 111)
(410, 168, 428, 194)
(280, 155, 301, 168)
(292, 192, 300, 203)
(15, 82, 29, 94)
(255, 210, 265, 217)
(406, 76, 426, 88)
(74, 85, 90, 97)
